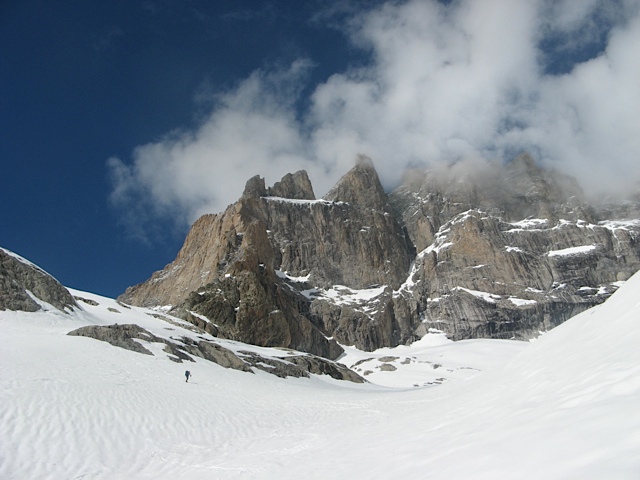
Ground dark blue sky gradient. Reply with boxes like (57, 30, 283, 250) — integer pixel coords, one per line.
(0, 1, 361, 296)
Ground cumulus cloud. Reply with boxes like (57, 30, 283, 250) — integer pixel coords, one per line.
(109, 0, 640, 233)
(108, 60, 322, 234)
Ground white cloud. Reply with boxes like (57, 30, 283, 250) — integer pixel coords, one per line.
(109, 0, 640, 232)
(109, 60, 322, 232)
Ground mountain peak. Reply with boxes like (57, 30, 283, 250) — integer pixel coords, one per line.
(355, 153, 375, 169)
(242, 175, 267, 198)
(324, 154, 391, 212)
(268, 170, 315, 200)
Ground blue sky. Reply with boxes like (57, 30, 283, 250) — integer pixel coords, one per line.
(0, 1, 362, 296)
(2, 0, 639, 298)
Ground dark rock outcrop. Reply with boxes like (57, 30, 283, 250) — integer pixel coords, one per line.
(67, 324, 158, 355)
(0, 247, 77, 312)
(67, 323, 364, 382)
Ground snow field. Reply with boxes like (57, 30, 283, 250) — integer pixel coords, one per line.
(1, 273, 639, 479)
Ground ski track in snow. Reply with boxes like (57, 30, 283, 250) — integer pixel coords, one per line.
(2, 273, 640, 479)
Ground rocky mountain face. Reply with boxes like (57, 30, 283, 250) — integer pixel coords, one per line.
(120, 156, 414, 359)
(0, 247, 77, 312)
(390, 154, 640, 340)
(119, 154, 640, 356)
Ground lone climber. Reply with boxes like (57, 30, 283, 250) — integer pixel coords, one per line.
(185, 370, 191, 382)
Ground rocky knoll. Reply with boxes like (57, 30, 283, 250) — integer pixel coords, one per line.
(119, 154, 640, 354)
(0, 247, 77, 312)
(67, 323, 364, 382)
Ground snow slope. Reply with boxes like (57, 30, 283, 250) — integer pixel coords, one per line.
(1, 272, 639, 479)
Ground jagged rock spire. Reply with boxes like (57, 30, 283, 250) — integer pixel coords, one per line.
(324, 154, 392, 213)
(268, 170, 315, 200)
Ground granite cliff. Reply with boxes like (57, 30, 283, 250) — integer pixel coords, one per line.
(119, 154, 640, 355)
(390, 154, 640, 340)
(120, 156, 414, 358)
